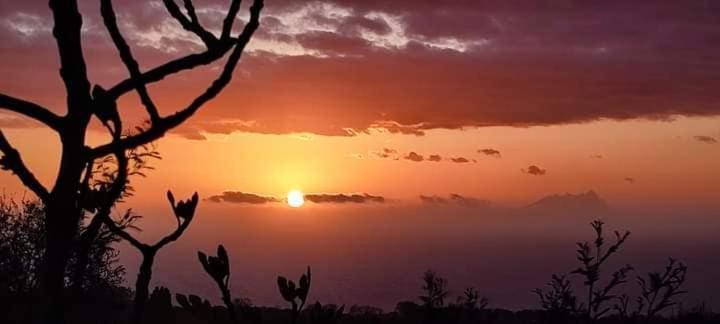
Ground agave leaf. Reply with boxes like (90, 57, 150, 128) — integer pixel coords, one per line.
(198, 251, 211, 274)
(277, 276, 295, 301)
(218, 244, 230, 275)
(167, 190, 176, 209)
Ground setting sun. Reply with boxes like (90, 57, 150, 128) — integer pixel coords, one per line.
(287, 190, 305, 208)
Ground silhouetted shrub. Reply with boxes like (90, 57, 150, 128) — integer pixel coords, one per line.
(308, 301, 345, 324)
(571, 220, 632, 320)
(534, 274, 580, 323)
(0, 197, 128, 297)
(419, 270, 449, 310)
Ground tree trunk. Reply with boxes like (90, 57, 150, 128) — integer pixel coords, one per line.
(133, 250, 156, 324)
(42, 202, 79, 324)
(41, 130, 87, 324)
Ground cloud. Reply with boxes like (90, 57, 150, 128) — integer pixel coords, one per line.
(304, 193, 385, 204)
(3, 1, 720, 136)
(624, 177, 635, 184)
(589, 154, 604, 159)
(382, 150, 477, 164)
(419, 194, 490, 208)
(404, 152, 424, 162)
(206, 191, 279, 204)
(375, 148, 398, 159)
(694, 135, 718, 144)
(523, 165, 547, 176)
(450, 157, 474, 163)
(478, 148, 501, 157)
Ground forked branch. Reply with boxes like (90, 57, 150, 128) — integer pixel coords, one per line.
(100, 0, 161, 123)
(90, 0, 264, 159)
(162, 0, 218, 47)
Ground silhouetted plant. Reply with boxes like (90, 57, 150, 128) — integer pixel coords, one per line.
(571, 220, 632, 320)
(637, 258, 688, 319)
(308, 302, 345, 324)
(457, 287, 489, 311)
(614, 294, 643, 321)
(104, 191, 199, 324)
(277, 266, 312, 324)
(420, 270, 449, 310)
(198, 244, 238, 324)
(0, 0, 264, 320)
(176, 293, 215, 320)
(0, 198, 45, 295)
(534, 274, 580, 322)
(0, 197, 131, 296)
(145, 286, 174, 321)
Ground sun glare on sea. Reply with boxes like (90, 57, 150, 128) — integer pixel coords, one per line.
(287, 190, 305, 208)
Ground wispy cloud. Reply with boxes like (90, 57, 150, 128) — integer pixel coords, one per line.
(419, 194, 490, 208)
(305, 193, 385, 204)
(206, 192, 279, 204)
(694, 135, 718, 144)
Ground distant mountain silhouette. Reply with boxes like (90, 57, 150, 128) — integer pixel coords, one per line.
(524, 190, 611, 215)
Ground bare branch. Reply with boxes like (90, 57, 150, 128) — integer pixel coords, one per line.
(90, 0, 264, 159)
(183, 0, 201, 25)
(0, 130, 50, 202)
(48, 0, 93, 118)
(222, 0, 243, 40)
(100, 0, 160, 122)
(105, 42, 235, 101)
(102, 215, 146, 250)
(162, 0, 218, 47)
(0, 93, 62, 130)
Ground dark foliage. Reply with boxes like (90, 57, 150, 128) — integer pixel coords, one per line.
(0, 198, 129, 296)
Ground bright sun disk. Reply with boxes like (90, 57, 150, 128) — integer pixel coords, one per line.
(287, 190, 304, 208)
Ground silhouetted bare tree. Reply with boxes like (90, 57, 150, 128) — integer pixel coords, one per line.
(0, 0, 264, 322)
(104, 191, 198, 324)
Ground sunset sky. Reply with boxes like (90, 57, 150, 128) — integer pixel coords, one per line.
(1, 0, 720, 309)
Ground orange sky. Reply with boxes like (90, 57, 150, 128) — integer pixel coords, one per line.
(2, 115, 719, 209)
